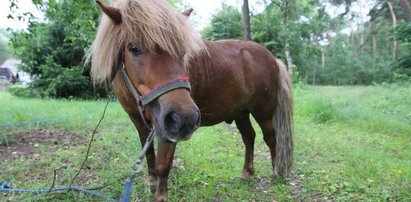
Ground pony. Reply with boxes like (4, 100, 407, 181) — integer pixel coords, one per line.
(87, 0, 293, 201)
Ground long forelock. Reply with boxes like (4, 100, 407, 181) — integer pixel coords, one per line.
(86, 0, 205, 85)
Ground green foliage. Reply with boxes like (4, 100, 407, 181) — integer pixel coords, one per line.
(310, 99, 337, 123)
(202, 0, 410, 85)
(252, 1, 331, 81)
(9, 0, 105, 98)
(166, 0, 182, 7)
(8, 85, 41, 98)
(394, 22, 411, 78)
(46, 66, 91, 98)
(201, 4, 244, 40)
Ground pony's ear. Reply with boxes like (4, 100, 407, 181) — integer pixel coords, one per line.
(182, 8, 194, 17)
(96, 0, 122, 24)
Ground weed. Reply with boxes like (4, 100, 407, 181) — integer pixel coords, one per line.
(0, 135, 15, 146)
(311, 99, 337, 123)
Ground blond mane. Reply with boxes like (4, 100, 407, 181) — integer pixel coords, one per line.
(86, 0, 205, 84)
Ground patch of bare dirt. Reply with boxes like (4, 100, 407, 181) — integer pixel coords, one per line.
(0, 129, 86, 162)
(289, 175, 303, 196)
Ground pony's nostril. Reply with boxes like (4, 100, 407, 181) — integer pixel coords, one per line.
(164, 112, 182, 134)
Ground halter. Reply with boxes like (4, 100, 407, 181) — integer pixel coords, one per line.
(120, 63, 191, 128)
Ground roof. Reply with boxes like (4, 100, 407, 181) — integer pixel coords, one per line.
(1, 59, 22, 73)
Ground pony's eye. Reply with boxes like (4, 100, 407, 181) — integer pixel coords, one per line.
(128, 45, 141, 56)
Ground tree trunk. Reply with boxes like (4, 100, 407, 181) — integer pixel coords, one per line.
(283, 0, 293, 76)
(384, 21, 389, 50)
(399, 0, 411, 22)
(372, 21, 377, 69)
(312, 62, 316, 85)
(360, 24, 365, 55)
(386, 0, 398, 61)
(321, 48, 325, 72)
(242, 0, 251, 40)
(370, 11, 377, 69)
(359, 4, 365, 56)
(350, 23, 356, 58)
(284, 41, 293, 76)
(333, 21, 340, 85)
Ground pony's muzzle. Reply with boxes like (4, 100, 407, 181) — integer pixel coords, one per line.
(163, 107, 200, 141)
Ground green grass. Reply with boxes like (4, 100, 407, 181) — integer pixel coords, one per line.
(1, 84, 410, 201)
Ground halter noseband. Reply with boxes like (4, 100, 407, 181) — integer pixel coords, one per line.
(120, 63, 191, 128)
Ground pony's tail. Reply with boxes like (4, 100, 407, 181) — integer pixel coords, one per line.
(273, 58, 294, 177)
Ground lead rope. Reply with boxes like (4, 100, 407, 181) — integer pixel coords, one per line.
(121, 130, 155, 202)
(121, 63, 152, 129)
(120, 62, 155, 201)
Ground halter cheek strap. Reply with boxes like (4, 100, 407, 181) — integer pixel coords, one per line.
(120, 63, 191, 128)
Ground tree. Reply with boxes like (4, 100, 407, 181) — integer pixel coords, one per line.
(394, 22, 411, 78)
(282, 0, 294, 75)
(242, 0, 251, 40)
(399, 0, 411, 22)
(9, 0, 105, 98)
(386, 0, 398, 61)
(201, 4, 244, 40)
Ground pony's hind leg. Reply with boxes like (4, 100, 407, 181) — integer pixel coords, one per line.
(235, 113, 256, 180)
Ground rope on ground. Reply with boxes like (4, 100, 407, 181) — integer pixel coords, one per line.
(1, 96, 154, 201)
(0, 181, 115, 201)
(120, 130, 155, 202)
(0, 98, 116, 201)
(69, 98, 111, 188)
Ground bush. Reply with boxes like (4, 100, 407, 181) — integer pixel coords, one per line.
(311, 99, 337, 123)
(46, 67, 91, 98)
(8, 85, 41, 98)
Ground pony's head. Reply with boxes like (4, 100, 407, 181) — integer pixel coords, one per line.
(88, 0, 204, 142)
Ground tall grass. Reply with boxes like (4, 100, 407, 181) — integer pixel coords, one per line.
(293, 84, 411, 200)
(1, 83, 410, 201)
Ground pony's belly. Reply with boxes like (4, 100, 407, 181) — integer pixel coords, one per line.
(199, 115, 224, 126)
(199, 111, 239, 126)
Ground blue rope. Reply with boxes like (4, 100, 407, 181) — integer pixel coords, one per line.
(120, 177, 133, 202)
(120, 131, 156, 202)
(0, 181, 116, 201)
(1, 129, 154, 202)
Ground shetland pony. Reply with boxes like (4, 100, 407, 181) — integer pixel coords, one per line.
(87, 0, 293, 201)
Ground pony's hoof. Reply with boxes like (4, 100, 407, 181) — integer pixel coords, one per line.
(239, 169, 254, 181)
(153, 194, 167, 202)
(146, 175, 157, 187)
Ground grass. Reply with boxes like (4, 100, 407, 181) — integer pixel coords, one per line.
(1, 83, 410, 201)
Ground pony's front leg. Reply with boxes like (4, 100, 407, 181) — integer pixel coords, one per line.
(138, 129, 157, 187)
(153, 141, 176, 202)
(125, 114, 157, 187)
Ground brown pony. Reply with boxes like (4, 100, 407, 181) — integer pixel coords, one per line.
(87, 0, 293, 201)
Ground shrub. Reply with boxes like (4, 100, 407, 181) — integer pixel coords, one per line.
(311, 99, 337, 123)
(8, 85, 41, 98)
